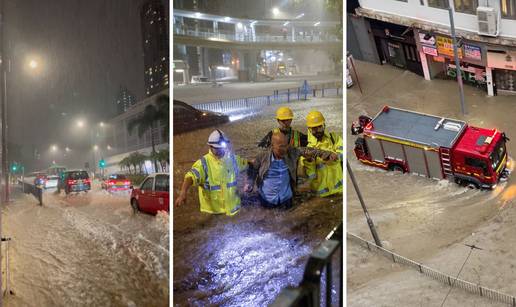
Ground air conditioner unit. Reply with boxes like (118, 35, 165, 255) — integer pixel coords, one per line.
(476, 6, 498, 37)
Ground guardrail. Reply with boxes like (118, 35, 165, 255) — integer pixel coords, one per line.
(347, 232, 516, 306)
(271, 223, 343, 307)
(194, 82, 342, 116)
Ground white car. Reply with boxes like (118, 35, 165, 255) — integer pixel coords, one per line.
(45, 175, 59, 189)
(191, 75, 210, 84)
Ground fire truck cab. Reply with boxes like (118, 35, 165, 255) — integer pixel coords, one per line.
(351, 106, 510, 189)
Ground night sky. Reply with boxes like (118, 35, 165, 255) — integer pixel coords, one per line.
(3, 0, 166, 168)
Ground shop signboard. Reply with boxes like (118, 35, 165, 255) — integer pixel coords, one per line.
(422, 46, 438, 56)
(487, 51, 516, 70)
(436, 36, 462, 58)
(446, 63, 486, 87)
(464, 44, 482, 61)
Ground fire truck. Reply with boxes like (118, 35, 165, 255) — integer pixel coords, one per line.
(351, 106, 511, 189)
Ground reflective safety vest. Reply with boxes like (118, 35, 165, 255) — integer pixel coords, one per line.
(302, 130, 343, 197)
(186, 151, 248, 216)
(273, 128, 302, 147)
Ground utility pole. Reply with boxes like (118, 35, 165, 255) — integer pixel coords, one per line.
(0, 0, 5, 301)
(346, 160, 382, 247)
(448, 7, 467, 116)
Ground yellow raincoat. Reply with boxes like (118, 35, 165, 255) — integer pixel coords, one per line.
(186, 151, 248, 215)
(303, 130, 343, 197)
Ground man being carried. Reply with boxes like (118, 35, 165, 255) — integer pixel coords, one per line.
(249, 131, 337, 209)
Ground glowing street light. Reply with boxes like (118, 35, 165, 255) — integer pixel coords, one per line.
(272, 7, 280, 16)
(99, 122, 105, 127)
(107, 145, 112, 150)
(77, 120, 85, 128)
(51, 145, 58, 152)
(93, 145, 99, 151)
(29, 60, 38, 69)
(65, 147, 70, 152)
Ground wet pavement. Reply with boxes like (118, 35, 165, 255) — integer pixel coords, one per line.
(2, 184, 169, 307)
(347, 60, 516, 306)
(173, 96, 343, 306)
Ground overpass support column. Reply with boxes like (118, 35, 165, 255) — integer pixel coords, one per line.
(237, 50, 259, 82)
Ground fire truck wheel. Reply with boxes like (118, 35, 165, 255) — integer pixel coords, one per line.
(466, 182, 479, 189)
(390, 164, 404, 173)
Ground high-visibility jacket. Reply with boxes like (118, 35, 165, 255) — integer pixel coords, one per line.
(258, 128, 307, 148)
(186, 151, 248, 216)
(303, 130, 343, 197)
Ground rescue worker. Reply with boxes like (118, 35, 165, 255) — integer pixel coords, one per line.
(258, 106, 308, 148)
(303, 110, 343, 197)
(249, 131, 338, 209)
(175, 130, 249, 216)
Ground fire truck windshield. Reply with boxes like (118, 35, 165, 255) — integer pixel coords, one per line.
(490, 139, 506, 172)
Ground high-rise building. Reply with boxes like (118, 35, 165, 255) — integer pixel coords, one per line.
(141, 0, 169, 97)
(116, 86, 136, 115)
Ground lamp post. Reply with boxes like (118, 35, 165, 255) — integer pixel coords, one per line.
(448, 7, 467, 116)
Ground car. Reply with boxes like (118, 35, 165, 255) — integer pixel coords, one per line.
(173, 100, 229, 134)
(190, 75, 210, 84)
(58, 170, 91, 194)
(130, 173, 169, 215)
(45, 175, 59, 189)
(102, 174, 131, 191)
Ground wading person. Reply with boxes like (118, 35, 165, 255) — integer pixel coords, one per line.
(175, 130, 249, 216)
(258, 106, 307, 148)
(303, 110, 343, 197)
(249, 131, 337, 209)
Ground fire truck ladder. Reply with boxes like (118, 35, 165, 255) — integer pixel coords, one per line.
(440, 147, 453, 177)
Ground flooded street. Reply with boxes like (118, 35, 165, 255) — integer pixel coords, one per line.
(2, 184, 169, 307)
(173, 96, 343, 306)
(347, 60, 516, 306)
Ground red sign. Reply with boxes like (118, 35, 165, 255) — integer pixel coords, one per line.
(422, 46, 438, 56)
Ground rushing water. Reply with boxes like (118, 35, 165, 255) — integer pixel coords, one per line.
(2, 186, 169, 307)
(173, 97, 343, 306)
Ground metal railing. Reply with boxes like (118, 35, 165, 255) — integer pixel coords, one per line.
(194, 82, 342, 116)
(348, 232, 516, 306)
(271, 223, 343, 307)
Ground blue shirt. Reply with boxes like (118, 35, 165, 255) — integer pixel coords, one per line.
(259, 154, 293, 205)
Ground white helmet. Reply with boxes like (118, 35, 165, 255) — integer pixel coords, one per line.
(207, 129, 230, 148)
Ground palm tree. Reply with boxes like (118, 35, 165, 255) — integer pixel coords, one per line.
(158, 149, 169, 172)
(127, 104, 162, 173)
(156, 94, 169, 141)
(119, 157, 131, 174)
(149, 151, 161, 171)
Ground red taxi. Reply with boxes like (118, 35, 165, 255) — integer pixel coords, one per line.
(130, 173, 169, 215)
(102, 174, 131, 191)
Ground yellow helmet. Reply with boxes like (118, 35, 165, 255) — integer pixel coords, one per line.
(276, 107, 294, 120)
(306, 110, 325, 127)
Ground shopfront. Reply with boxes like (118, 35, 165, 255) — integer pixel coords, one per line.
(487, 49, 516, 95)
(369, 19, 423, 76)
(415, 29, 488, 93)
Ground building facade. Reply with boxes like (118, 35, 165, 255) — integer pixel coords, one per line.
(102, 89, 169, 174)
(115, 86, 137, 115)
(141, 0, 170, 96)
(350, 0, 516, 96)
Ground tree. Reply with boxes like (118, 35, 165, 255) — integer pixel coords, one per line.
(127, 103, 166, 173)
(119, 157, 131, 174)
(157, 149, 169, 172)
(156, 94, 169, 141)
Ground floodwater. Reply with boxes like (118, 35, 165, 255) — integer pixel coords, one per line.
(173, 97, 343, 306)
(2, 184, 169, 307)
(347, 60, 516, 306)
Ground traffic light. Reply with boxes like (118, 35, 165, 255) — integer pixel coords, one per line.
(99, 159, 106, 168)
(11, 164, 17, 172)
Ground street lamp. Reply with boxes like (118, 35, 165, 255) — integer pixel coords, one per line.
(272, 7, 280, 16)
(51, 145, 58, 152)
(65, 147, 70, 152)
(99, 122, 104, 127)
(76, 120, 85, 128)
(29, 60, 38, 69)
(93, 145, 98, 151)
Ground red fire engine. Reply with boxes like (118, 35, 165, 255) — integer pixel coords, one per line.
(351, 106, 511, 189)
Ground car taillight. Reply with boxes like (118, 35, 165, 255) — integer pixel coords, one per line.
(85, 178, 91, 184)
(108, 181, 114, 185)
(67, 179, 77, 185)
